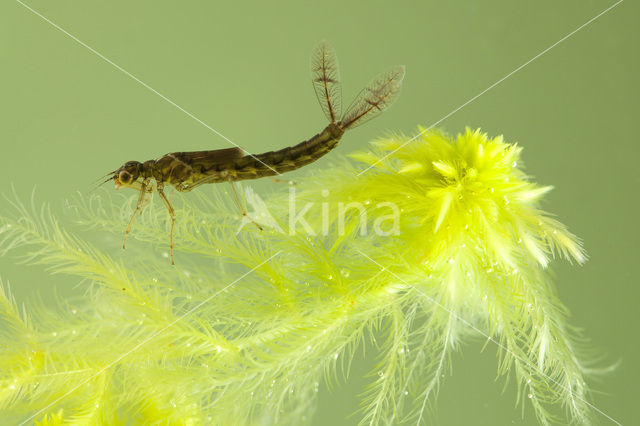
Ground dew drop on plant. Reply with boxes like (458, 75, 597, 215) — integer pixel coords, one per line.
(71, 309, 77, 315)
(512, 161, 517, 168)
(378, 371, 384, 378)
(528, 393, 534, 399)
(404, 391, 409, 395)
(72, 330, 76, 335)
(307, 345, 311, 351)
(52, 332, 57, 337)
(9, 384, 15, 390)
(340, 268, 350, 278)
(216, 346, 222, 353)
(333, 353, 338, 360)
(152, 278, 158, 283)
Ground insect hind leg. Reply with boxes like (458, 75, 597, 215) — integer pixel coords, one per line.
(228, 179, 263, 231)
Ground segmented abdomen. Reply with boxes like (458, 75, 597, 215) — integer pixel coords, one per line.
(228, 122, 344, 182)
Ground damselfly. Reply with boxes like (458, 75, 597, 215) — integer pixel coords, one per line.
(105, 42, 405, 264)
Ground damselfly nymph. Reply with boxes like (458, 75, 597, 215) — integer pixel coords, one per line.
(105, 41, 405, 264)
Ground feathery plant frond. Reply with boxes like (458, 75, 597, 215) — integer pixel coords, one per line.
(0, 127, 601, 424)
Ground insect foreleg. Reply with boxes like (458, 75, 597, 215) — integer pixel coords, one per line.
(157, 184, 177, 265)
(123, 178, 150, 250)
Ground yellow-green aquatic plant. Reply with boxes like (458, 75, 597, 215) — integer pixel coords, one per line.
(0, 128, 597, 425)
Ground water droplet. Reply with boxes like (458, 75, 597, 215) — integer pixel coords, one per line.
(333, 353, 339, 360)
(526, 378, 532, 384)
(170, 400, 177, 407)
(71, 309, 77, 315)
(364, 200, 371, 205)
(327, 275, 334, 281)
(9, 384, 15, 390)
(552, 229, 558, 234)
(52, 332, 57, 337)
(404, 391, 409, 395)
(466, 272, 472, 278)
(528, 393, 533, 399)
(152, 277, 158, 283)
(162, 252, 169, 258)
(340, 268, 351, 278)
(216, 346, 222, 353)
(527, 303, 533, 310)
(71, 329, 77, 335)
(512, 161, 517, 168)
(490, 188, 495, 193)
(378, 371, 384, 378)
(307, 345, 312, 351)
(448, 258, 454, 264)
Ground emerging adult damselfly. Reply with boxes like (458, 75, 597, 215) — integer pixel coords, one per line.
(105, 42, 405, 264)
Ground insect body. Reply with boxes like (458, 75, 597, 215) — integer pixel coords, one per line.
(110, 42, 405, 264)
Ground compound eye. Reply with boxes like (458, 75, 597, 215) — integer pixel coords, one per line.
(118, 171, 132, 184)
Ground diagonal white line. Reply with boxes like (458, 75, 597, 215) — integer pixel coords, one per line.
(356, 0, 624, 177)
(14, 0, 282, 176)
(19, 251, 281, 425)
(357, 250, 622, 426)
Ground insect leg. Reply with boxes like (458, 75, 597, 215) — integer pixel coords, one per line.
(228, 179, 263, 231)
(270, 176, 297, 186)
(123, 179, 150, 250)
(157, 184, 177, 265)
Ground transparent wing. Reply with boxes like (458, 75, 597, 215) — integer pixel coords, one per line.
(311, 41, 342, 123)
(340, 65, 405, 130)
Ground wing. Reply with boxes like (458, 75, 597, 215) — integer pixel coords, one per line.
(340, 65, 405, 130)
(169, 147, 244, 169)
(311, 41, 342, 124)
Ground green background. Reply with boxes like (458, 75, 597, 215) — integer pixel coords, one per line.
(0, 0, 637, 424)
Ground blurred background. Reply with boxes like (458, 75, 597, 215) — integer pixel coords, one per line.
(0, 0, 637, 424)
